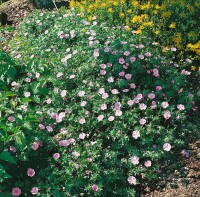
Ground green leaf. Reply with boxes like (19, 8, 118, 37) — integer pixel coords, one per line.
(0, 152, 16, 164)
(7, 66, 17, 79)
(14, 132, 26, 150)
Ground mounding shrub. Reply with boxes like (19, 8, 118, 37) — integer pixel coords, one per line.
(2, 9, 198, 196)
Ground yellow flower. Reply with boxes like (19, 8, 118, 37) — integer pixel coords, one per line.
(88, 15, 93, 21)
(155, 4, 160, 9)
(169, 22, 176, 29)
(101, 3, 106, 7)
(127, 9, 132, 14)
(119, 12, 125, 18)
(113, 2, 118, 6)
(136, 29, 142, 34)
(161, 11, 172, 18)
(154, 30, 159, 35)
(191, 66, 197, 71)
(108, 8, 113, 13)
(153, 10, 158, 14)
(162, 47, 169, 53)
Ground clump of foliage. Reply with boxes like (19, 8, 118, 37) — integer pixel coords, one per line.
(1, 9, 197, 196)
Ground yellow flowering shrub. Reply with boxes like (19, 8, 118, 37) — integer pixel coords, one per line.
(69, 0, 199, 70)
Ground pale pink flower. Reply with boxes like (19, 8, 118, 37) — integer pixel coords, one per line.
(111, 89, 119, 94)
(122, 89, 129, 92)
(188, 94, 193, 98)
(31, 187, 38, 195)
(177, 104, 185, 110)
(119, 71, 125, 76)
(79, 132, 86, 139)
(8, 116, 15, 122)
(60, 90, 67, 97)
(97, 115, 104, 121)
(139, 103, 147, 110)
(139, 118, 146, 125)
(130, 83, 136, 89)
(112, 50, 117, 55)
(127, 176, 137, 185)
(138, 54, 144, 59)
(104, 47, 110, 52)
(98, 88, 105, 94)
(171, 47, 177, 51)
(79, 118, 86, 124)
(130, 56, 136, 62)
(56, 72, 63, 78)
(27, 168, 35, 177)
(81, 101, 87, 107)
(161, 102, 169, 109)
(124, 51, 130, 56)
(148, 93, 155, 99)
(101, 104, 107, 110)
(99, 64, 106, 69)
(12, 187, 21, 196)
(118, 57, 125, 64)
(46, 125, 53, 132)
(138, 44, 144, 48)
(46, 98, 52, 104)
(31, 142, 39, 150)
(108, 116, 115, 121)
(92, 184, 98, 191)
(127, 100, 134, 106)
(69, 74, 76, 79)
(164, 111, 171, 119)
(145, 52, 151, 57)
(152, 68, 159, 77)
(53, 153, 60, 160)
(131, 156, 139, 165)
(114, 102, 121, 110)
(125, 74, 132, 80)
(24, 92, 30, 98)
(72, 151, 80, 157)
(144, 160, 151, 167)
(100, 70, 106, 75)
(115, 110, 122, 116)
(107, 63, 112, 67)
(78, 90, 85, 97)
(102, 93, 109, 99)
(10, 146, 16, 153)
(156, 86, 162, 91)
(132, 130, 140, 139)
(107, 77, 114, 83)
(163, 143, 171, 151)
(136, 94, 143, 100)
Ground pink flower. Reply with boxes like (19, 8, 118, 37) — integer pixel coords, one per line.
(119, 71, 125, 76)
(161, 102, 169, 109)
(8, 116, 15, 122)
(27, 168, 35, 177)
(114, 102, 121, 110)
(107, 63, 112, 67)
(72, 151, 80, 157)
(148, 93, 155, 99)
(115, 110, 122, 116)
(132, 130, 140, 139)
(111, 89, 119, 94)
(79, 132, 86, 139)
(31, 142, 39, 150)
(152, 68, 159, 77)
(125, 74, 132, 80)
(10, 146, 16, 153)
(99, 64, 106, 69)
(81, 101, 87, 107)
(102, 93, 109, 99)
(124, 51, 130, 56)
(107, 77, 114, 83)
(139, 118, 146, 125)
(92, 184, 98, 191)
(188, 94, 193, 98)
(39, 124, 45, 130)
(164, 111, 171, 119)
(31, 187, 38, 195)
(163, 143, 171, 151)
(138, 54, 144, 59)
(145, 52, 151, 57)
(122, 89, 129, 92)
(100, 70, 106, 75)
(53, 153, 60, 160)
(136, 94, 143, 100)
(79, 118, 86, 124)
(139, 103, 147, 110)
(101, 104, 107, 110)
(78, 91, 85, 97)
(56, 72, 63, 78)
(131, 156, 139, 165)
(46, 98, 52, 104)
(127, 176, 137, 185)
(177, 104, 185, 110)
(181, 149, 189, 157)
(144, 160, 151, 167)
(12, 187, 21, 196)
(98, 88, 105, 94)
(127, 100, 134, 106)
(24, 92, 30, 98)
(156, 86, 162, 91)
(118, 57, 125, 64)
(108, 116, 115, 121)
(97, 115, 104, 121)
(60, 90, 67, 97)
(112, 50, 118, 55)
(130, 56, 136, 62)
(104, 47, 110, 52)
(130, 83, 136, 89)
